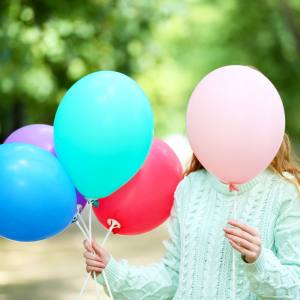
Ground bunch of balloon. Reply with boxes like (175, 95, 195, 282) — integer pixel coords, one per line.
(186, 65, 285, 300)
(54, 71, 154, 299)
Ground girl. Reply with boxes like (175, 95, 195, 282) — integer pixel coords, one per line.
(83, 133, 300, 299)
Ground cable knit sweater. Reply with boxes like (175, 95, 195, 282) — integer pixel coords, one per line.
(97, 169, 300, 299)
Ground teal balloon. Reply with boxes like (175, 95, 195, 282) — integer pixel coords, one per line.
(54, 71, 154, 199)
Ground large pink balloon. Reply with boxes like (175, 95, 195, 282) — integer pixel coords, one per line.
(186, 65, 285, 185)
(93, 138, 183, 235)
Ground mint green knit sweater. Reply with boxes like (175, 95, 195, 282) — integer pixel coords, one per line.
(97, 169, 300, 299)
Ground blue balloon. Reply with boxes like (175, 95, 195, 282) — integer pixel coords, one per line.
(0, 143, 76, 242)
(54, 71, 154, 199)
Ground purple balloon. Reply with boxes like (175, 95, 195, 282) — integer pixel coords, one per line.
(76, 190, 87, 213)
(4, 124, 87, 214)
(5, 124, 56, 155)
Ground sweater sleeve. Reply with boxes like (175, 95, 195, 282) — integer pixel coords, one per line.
(96, 177, 187, 300)
(243, 183, 300, 299)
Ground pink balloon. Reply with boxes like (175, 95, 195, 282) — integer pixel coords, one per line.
(93, 138, 183, 235)
(186, 65, 285, 185)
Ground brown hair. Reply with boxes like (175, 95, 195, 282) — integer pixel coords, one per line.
(184, 133, 300, 188)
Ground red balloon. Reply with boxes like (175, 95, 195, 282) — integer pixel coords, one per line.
(93, 138, 183, 235)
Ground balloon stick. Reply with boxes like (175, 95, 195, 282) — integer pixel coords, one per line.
(101, 219, 120, 300)
(75, 220, 89, 241)
(232, 189, 238, 300)
(78, 213, 89, 235)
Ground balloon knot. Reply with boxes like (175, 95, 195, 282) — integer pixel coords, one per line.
(72, 213, 78, 223)
(229, 183, 239, 192)
(92, 200, 99, 208)
(107, 218, 121, 234)
(88, 198, 99, 207)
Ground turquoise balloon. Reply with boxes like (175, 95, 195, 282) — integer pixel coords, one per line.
(54, 71, 153, 199)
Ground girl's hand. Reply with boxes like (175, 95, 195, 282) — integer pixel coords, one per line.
(223, 219, 261, 263)
(83, 239, 110, 275)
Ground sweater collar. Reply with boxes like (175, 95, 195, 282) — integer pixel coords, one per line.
(206, 170, 264, 196)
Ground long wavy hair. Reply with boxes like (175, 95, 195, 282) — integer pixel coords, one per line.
(184, 133, 300, 188)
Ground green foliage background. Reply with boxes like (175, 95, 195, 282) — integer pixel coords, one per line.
(1, 0, 300, 145)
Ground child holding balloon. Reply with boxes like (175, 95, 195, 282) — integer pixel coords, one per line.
(83, 66, 300, 299)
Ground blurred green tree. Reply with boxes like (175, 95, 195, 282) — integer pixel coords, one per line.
(0, 0, 175, 141)
(220, 0, 300, 140)
(137, 0, 300, 141)
(135, 0, 300, 143)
